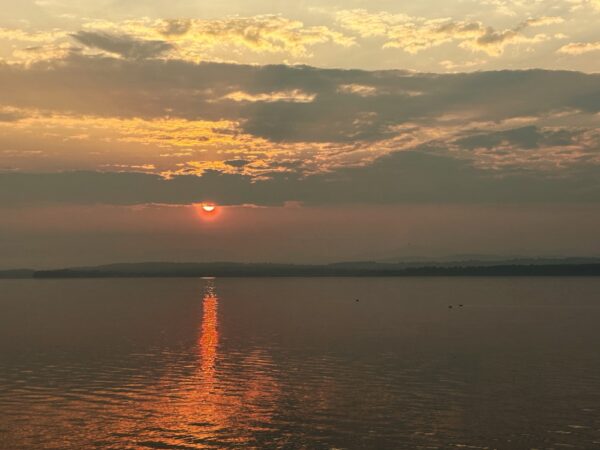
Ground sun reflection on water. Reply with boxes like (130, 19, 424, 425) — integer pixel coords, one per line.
(199, 279, 218, 384)
(167, 277, 281, 446)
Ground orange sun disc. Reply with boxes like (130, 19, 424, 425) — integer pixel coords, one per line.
(202, 204, 216, 213)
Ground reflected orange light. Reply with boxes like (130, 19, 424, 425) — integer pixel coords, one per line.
(200, 284, 218, 382)
(102, 279, 281, 446)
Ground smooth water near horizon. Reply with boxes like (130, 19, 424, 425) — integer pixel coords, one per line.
(1, 277, 600, 449)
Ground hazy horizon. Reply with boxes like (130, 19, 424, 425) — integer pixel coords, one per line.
(5, 253, 600, 272)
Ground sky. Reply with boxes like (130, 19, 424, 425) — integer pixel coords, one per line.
(1, 0, 600, 268)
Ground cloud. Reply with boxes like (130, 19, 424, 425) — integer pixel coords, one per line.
(224, 159, 250, 168)
(439, 59, 486, 70)
(335, 9, 563, 56)
(337, 84, 378, 96)
(558, 41, 600, 55)
(0, 27, 68, 43)
(71, 31, 173, 59)
(444, 125, 599, 172)
(82, 15, 355, 60)
(0, 56, 599, 178)
(221, 89, 316, 103)
(0, 106, 27, 122)
(0, 9, 590, 72)
(460, 25, 551, 56)
(523, 17, 565, 27)
(0, 15, 355, 65)
(453, 126, 576, 150)
(571, 0, 600, 11)
(159, 19, 192, 36)
(2, 149, 600, 207)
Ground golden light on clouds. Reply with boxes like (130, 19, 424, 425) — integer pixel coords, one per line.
(334, 9, 563, 56)
(558, 41, 600, 55)
(1, 101, 599, 177)
(78, 15, 355, 60)
(0, 1, 598, 216)
(221, 89, 316, 103)
(0, 1, 598, 72)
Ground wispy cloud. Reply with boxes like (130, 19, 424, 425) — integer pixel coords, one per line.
(558, 41, 600, 55)
(81, 15, 355, 59)
(335, 9, 563, 56)
(71, 31, 173, 59)
(0, 15, 355, 65)
(221, 89, 316, 103)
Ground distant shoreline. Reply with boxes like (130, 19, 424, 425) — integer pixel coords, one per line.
(2, 262, 600, 279)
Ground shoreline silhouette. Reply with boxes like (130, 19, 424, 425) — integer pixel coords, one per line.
(2, 260, 600, 279)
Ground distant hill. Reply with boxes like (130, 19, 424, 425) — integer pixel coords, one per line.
(19, 260, 600, 278)
(373, 256, 600, 266)
(2, 259, 600, 279)
(0, 269, 35, 279)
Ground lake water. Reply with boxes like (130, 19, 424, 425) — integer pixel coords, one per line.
(1, 277, 600, 449)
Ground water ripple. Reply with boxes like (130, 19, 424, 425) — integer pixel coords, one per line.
(2, 278, 600, 449)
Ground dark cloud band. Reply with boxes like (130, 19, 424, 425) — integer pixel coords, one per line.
(1, 55, 599, 143)
(2, 151, 600, 206)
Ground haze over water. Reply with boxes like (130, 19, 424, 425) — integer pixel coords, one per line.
(1, 277, 600, 449)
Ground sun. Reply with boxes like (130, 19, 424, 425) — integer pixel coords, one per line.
(194, 202, 220, 221)
(201, 203, 217, 213)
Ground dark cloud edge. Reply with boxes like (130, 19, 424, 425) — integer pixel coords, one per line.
(2, 151, 600, 207)
(2, 54, 600, 143)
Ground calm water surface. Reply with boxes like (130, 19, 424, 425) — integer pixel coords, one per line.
(1, 277, 600, 449)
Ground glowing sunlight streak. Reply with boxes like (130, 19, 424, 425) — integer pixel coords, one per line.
(200, 280, 219, 384)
